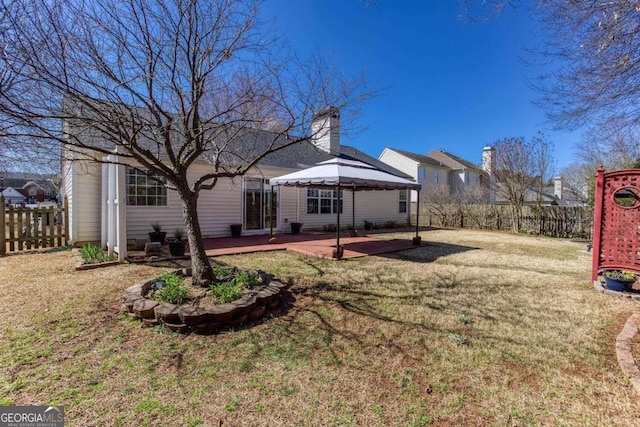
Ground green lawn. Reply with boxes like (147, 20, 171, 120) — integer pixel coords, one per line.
(0, 229, 638, 426)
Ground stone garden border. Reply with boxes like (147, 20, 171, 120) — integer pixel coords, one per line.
(122, 268, 290, 334)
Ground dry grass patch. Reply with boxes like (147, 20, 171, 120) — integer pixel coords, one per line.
(0, 230, 639, 426)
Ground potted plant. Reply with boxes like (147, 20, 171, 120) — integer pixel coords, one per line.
(290, 222, 303, 235)
(169, 229, 186, 257)
(603, 270, 637, 291)
(230, 223, 243, 238)
(148, 222, 167, 244)
(363, 220, 373, 231)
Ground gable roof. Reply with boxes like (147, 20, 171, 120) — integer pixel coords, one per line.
(425, 150, 483, 173)
(259, 141, 412, 179)
(384, 148, 446, 168)
(1, 187, 27, 199)
(383, 147, 484, 174)
(63, 98, 411, 180)
(0, 174, 56, 193)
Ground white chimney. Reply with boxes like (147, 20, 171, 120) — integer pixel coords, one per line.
(554, 176, 562, 200)
(482, 146, 495, 175)
(312, 106, 340, 155)
(482, 146, 496, 204)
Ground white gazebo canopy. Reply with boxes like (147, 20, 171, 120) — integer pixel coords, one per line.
(269, 158, 422, 191)
(269, 158, 422, 258)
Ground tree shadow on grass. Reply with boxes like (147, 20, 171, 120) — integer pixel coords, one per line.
(255, 257, 563, 365)
(381, 240, 480, 263)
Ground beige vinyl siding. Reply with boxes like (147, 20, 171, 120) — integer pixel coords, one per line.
(69, 158, 103, 244)
(278, 186, 302, 227)
(125, 164, 244, 239)
(299, 189, 408, 229)
(66, 157, 413, 241)
(378, 148, 418, 178)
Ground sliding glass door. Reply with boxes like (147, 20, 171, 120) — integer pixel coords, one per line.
(244, 178, 277, 230)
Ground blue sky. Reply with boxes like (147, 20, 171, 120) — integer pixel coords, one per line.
(261, 0, 582, 171)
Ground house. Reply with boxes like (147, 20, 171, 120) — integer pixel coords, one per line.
(0, 174, 58, 205)
(378, 147, 487, 203)
(1, 187, 27, 206)
(482, 146, 587, 207)
(60, 108, 416, 250)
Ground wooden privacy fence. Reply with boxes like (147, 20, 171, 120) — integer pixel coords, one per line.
(1, 195, 69, 255)
(416, 204, 593, 239)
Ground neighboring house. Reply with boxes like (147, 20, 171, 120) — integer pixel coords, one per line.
(1, 187, 27, 205)
(378, 147, 486, 203)
(481, 147, 587, 207)
(0, 174, 57, 205)
(60, 108, 416, 247)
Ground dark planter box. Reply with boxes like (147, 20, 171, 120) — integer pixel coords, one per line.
(230, 223, 243, 238)
(169, 241, 186, 257)
(148, 231, 167, 244)
(290, 222, 303, 234)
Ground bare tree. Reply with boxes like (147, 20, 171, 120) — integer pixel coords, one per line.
(530, 132, 555, 210)
(533, 1, 640, 130)
(422, 184, 456, 227)
(558, 161, 592, 205)
(577, 117, 640, 171)
(0, 0, 371, 286)
(0, 1, 60, 173)
(490, 135, 555, 232)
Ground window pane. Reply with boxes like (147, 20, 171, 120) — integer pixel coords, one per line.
(320, 198, 331, 214)
(126, 167, 167, 206)
(307, 189, 318, 198)
(307, 199, 318, 214)
(333, 199, 343, 214)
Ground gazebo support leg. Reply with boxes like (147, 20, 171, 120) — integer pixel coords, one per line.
(350, 188, 357, 237)
(413, 191, 421, 246)
(333, 185, 343, 259)
(269, 185, 277, 244)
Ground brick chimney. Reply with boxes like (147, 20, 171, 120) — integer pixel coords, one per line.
(312, 106, 340, 155)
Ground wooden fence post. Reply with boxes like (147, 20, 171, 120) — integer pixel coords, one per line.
(0, 195, 5, 256)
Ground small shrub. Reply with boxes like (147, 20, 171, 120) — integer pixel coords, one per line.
(210, 281, 244, 303)
(154, 272, 188, 304)
(234, 270, 260, 289)
(212, 266, 233, 279)
(323, 223, 337, 232)
(448, 333, 468, 346)
(459, 314, 473, 325)
(79, 243, 115, 264)
(172, 228, 184, 241)
(383, 220, 397, 229)
(603, 270, 636, 281)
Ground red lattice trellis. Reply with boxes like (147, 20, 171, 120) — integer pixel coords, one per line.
(592, 167, 640, 282)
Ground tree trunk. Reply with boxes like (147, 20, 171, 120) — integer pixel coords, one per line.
(511, 203, 523, 233)
(178, 188, 214, 287)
